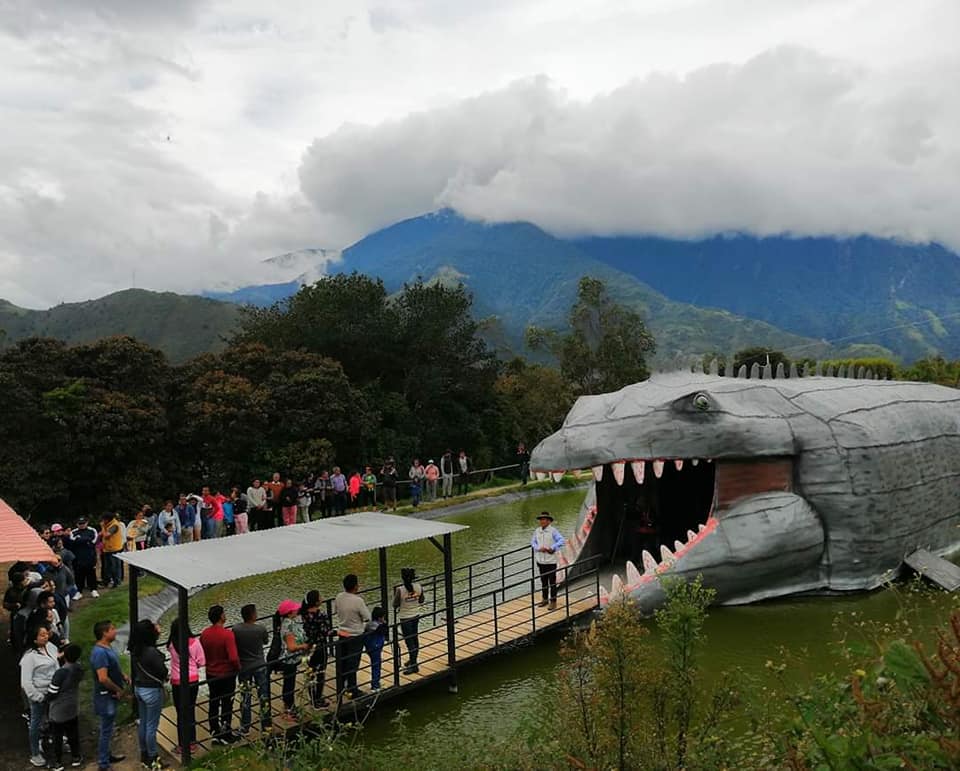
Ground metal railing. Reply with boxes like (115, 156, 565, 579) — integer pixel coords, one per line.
(157, 547, 602, 763)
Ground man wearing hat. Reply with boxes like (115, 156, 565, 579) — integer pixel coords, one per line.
(531, 512, 565, 610)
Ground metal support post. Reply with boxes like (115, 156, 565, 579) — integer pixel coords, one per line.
(177, 586, 191, 767)
(128, 566, 139, 689)
(378, 547, 389, 617)
(443, 532, 458, 693)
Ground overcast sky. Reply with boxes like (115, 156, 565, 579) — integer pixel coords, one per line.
(2, 0, 957, 307)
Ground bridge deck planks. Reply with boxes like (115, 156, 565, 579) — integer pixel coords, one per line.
(156, 591, 597, 758)
(904, 548, 960, 591)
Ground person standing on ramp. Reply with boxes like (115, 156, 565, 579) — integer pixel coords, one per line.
(531, 512, 565, 610)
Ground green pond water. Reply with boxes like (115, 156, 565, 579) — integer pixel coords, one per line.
(167, 489, 959, 753)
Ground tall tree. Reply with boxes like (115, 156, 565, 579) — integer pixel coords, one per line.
(526, 277, 655, 395)
(233, 274, 502, 464)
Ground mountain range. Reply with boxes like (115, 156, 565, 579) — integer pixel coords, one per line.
(4, 209, 959, 365)
(213, 210, 960, 362)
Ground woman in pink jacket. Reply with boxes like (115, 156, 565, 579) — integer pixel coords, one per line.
(167, 619, 205, 753)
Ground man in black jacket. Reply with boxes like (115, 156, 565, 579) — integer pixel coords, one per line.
(67, 518, 99, 597)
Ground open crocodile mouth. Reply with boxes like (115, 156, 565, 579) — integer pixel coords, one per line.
(546, 456, 794, 602)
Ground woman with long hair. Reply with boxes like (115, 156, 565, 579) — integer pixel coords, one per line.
(394, 567, 425, 675)
(20, 621, 60, 767)
(131, 619, 168, 769)
(166, 619, 205, 753)
(300, 590, 330, 708)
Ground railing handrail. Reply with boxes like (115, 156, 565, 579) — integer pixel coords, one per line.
(412, 543, 530, 585)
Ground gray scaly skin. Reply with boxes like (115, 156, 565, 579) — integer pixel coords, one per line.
(530, 372, 960, 613)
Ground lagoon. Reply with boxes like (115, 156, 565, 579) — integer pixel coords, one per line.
(167, 489, 957, 754)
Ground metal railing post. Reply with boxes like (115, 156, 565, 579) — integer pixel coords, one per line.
(432, 574, 438, 626)
(392, 622, 401, 688)
(530, 575, 537, 635)
(493, 593, 499, 650)
(334, 636, 343, 704)
(468, 564, 473, 614)
(565, 572, 570, 617)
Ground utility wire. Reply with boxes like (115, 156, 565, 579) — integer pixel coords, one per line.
(778, 308, 960, 356)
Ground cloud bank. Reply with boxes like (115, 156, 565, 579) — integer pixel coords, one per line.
(300, 47, 960, 247)
(1, 0, 957, 307)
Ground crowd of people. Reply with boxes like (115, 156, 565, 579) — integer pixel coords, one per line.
(7, 555, 427, 771)
(28, 452, 487, 570)
(4, 445, 545, 770)
(125, 568, 425, 769)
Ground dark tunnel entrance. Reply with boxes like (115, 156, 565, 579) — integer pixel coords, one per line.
(593, 460, 716, 566)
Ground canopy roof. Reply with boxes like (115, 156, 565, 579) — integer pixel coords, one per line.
(117, 511, 468, 590)
(0, 498, 56, 564)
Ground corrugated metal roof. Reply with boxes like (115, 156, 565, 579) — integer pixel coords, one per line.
(0, 498, 56, 564)
(117, 512, 468, 589)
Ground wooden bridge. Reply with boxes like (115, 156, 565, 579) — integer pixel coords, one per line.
(117, 522, 601, 763)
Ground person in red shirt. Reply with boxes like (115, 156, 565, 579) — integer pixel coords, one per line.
(199, 605, 240, 744)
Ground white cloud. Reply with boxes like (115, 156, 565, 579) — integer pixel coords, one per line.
(299, 47, 960, 248)
(0, 0, 957, 307)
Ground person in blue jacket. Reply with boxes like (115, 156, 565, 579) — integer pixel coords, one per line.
(363, 607, 388, 691)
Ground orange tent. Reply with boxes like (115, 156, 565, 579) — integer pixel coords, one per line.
(0, 497, 55, 563)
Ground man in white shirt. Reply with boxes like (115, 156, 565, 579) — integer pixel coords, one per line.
(246, 479, 269, 531)
(531, 512, 565, 611)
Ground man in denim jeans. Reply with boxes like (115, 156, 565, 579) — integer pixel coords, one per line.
(90, 620, 127, 771)
(233, 604, 271, 733)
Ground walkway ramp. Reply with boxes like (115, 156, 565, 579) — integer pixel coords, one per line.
(153, 545, 601, 761)
(904, 549, 960, 591)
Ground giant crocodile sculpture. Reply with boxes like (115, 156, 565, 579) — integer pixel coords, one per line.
(529, 366, 960, 613)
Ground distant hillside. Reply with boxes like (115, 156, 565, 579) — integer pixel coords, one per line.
(336, 211, 880, 362)
(576, 234, 960, 361)
(203, 281, 300, 307)
(0, 289, 241, 363)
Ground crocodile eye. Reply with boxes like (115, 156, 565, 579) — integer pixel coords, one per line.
(692, 393, 711, 411)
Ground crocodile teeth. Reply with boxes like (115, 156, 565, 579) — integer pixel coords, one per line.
(592, 465, 604, 481)
(653, 460, 665, 478)
(660, 545, 675, 563)
(674, 540, 684, 552)
(626, 560, 642, 586)
(551, 471, 564, 482)
(599, 585, 610, 603)
(630, 460, 645, 484)
(610, 573, 624, 600)
(611, 461, 625, 485)
(674, 459, 684, 471)
(698, 523, 706, 532)
(691, 458, 699, 466)
(642, 550, 658, 574)
(535, 471, 548, 481)
(687, 530, 697, 541)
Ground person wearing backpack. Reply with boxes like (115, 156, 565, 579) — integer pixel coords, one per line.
(234, 604, 270, 734)
(300, 591, 331, 708)
(45, 642, 84, 770)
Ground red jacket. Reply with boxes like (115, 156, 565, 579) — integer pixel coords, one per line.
(199, 624, 240, 678)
